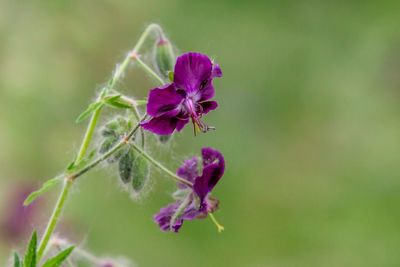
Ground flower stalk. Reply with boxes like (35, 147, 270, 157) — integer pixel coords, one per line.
(35, 24, 167, 262)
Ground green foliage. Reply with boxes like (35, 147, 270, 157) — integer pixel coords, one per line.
(41, 247, 74, 267)
(66, 149, 97, 172)
(131, 154, 149, 193)
(24, 177, 62, 206)
(118, 149, 135, 184)
(23, 231, 37, 267)
(104, 94, 133, 109)
(99, 116, 132, 163)
(13, 253, 22, 267)
(75, 101, 104, 123)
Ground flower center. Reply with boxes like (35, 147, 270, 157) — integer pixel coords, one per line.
(183, 98, 208, 135)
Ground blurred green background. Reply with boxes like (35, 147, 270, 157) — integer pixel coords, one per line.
(1, 1, 400, 266)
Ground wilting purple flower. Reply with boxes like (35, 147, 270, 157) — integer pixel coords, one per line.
(141, 52, 222, 135)
(154, 147, 225, 232)
(0, 184, 41, 244)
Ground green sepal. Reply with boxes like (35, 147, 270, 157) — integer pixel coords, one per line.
(13, 252, 22, 267)
(75, 101, 104, 123)
(131, 154, 149, 193)
(24, 177, 61, 206)
(23, 231, 37, 267)
(168, 71, 174, 82)
(42, 246, 74, 267)
(157, 134, 172, 144)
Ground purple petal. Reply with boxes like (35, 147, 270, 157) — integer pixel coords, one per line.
(212, 63, 223, 78)
(141, 115, 180, 135)
(154, 201, 203, 233)
(146, 84, 184, 117)
(174, 52, 213, 93)
(176, 118, 190, 132)
(200, 101, 218, 114)
(198, 81, 215, 101)
(177, 157, 199, 188)
(193, 148, 225, 209)
(153, 203, 183, 232)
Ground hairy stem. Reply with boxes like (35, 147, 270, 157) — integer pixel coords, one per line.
(37, 179, 73, 260)
(133, 55, 165, 85)
(36, 24, 165, 261)
(130, 141, 193, 187)
(70, 118, 144, 180)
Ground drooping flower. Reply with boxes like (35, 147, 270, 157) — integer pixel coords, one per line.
(154, 147, 225, 232)
(141, 52, 222, 135)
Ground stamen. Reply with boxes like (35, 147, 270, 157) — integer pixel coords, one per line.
(209, 213, 224, 233)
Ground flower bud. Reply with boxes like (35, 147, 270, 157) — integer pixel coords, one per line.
(154, 37, 175, 79)
(157, 134, 172, 144)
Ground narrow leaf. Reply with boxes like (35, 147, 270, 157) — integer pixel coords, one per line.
(24, 231, 37, 267)
(104, 94, 133, 109)
(13, 252, 21, 267)
(42, 246, 74, 267)
(24, 177, 61, 206)
(75, 101, 104, 123)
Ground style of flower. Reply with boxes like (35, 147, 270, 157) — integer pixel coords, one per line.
(141, 52, 222, 135)
(154, 147, 225, 232)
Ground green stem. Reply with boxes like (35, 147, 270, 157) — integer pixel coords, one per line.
(130, 142, 193, 187)
(133, 24, 164, 53)
(36, 24, 165, 261)
(134, 56, 165, 85)
(75, 107, 102, 164)
(70, 118, 144, 180)
(37, 179, 73, 260)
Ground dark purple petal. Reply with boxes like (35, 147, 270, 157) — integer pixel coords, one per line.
(176, 118, 190, 132)
(193, 148, 225, 210)
(153, 203, 183, 232)
(154, 201, 203, 233)
(177, 157, 199, 188)
(146, 84, 184, 117)
(141, 115, 180, 135)
(174, 52, 213, 93)
(212, 63, 223, 78)
(200, 100, 218, 114)
(198, 82, 215, 101)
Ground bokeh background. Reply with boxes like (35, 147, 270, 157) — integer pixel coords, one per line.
(1, 1, 400, 266)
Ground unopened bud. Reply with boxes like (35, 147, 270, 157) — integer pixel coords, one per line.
(154, 38, 175, 79)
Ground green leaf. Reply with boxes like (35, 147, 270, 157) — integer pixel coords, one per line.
(42, 246, 74, 267)
(118, 149, 134, 184)
(13, 252, 22, 267)
(23, 231, 37, 267)
(24, 177, 61, 206)
(75, 101, 104, 123)
(131, 154, 149, 193)
(104, 94, 136, 109)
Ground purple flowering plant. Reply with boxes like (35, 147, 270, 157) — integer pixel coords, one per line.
(10, 24, 225, 266)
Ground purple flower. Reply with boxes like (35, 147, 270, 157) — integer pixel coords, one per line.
(141, 52, 222, 135)
(154, 147, 225, 232)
